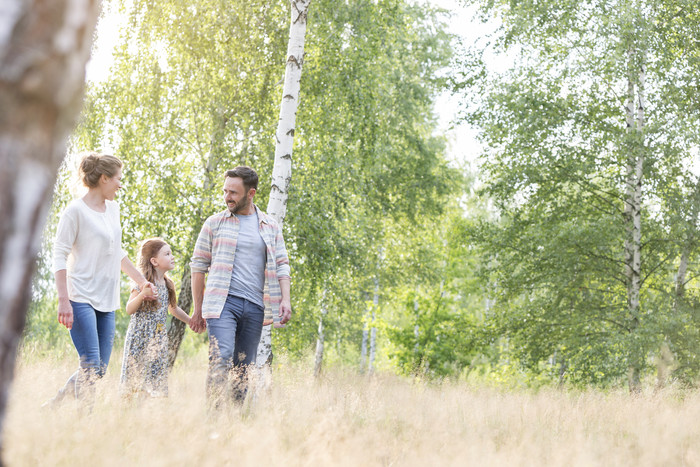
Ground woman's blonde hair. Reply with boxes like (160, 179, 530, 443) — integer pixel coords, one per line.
(78, 152, 122, 188)
(136, 238, 177, 312)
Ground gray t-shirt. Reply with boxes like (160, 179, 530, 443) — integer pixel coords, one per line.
(229, 212, 267, 308)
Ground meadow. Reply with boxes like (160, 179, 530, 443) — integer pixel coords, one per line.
(5, 348, 700, 466)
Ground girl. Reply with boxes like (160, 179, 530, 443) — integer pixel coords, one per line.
(48, 152, 152, 410)
(120, 238, 191, 398)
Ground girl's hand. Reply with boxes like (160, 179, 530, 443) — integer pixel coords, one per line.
(57, 298, 73, 329)
(140, 282, 157, 300)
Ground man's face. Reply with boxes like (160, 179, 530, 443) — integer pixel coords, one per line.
(223, 176, 253, 214)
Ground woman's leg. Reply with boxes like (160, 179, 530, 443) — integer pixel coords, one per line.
(69, 302, 101, 408)
(94, 310, 116, 378)
(44, 304, 114, 409)
(42, 370, 79, 408)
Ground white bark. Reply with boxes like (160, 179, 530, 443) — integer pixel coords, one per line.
(265, 0, 310, 226)
(675, 176, 700, 299)
(360, 296, 369, 373)
(0, 0, 100, 454)
(413, 295, 420, 354)
(368, 278, 379, 374)
(254, 0, 310, 384)
(623, 48, 645, 392)
(658, 177, 700, 388)
(313, 289, 328, 378)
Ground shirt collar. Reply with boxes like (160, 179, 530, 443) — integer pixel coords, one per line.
(225, 204, 269, 225)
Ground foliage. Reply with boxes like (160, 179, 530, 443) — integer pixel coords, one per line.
(26, 0, 478, 380)
(459, 0, 700, 386)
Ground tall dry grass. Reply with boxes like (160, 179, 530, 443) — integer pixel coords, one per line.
(5, 349, 700, 466)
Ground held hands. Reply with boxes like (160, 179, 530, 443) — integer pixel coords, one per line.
(139, 281, 157, 301)
(57, 298, 73, 330)
(189, 310, 206, 334)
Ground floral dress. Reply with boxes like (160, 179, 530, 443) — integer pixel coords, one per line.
(120, 282, 169, 397)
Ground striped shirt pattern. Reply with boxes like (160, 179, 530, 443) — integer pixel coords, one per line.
(190, 205, 290, 321)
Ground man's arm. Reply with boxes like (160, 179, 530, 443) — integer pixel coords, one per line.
(189, 219, 213, 333)
(273, 221, 292, 324)
(189, 271, 207, 333)
(278, 276, 291, 325)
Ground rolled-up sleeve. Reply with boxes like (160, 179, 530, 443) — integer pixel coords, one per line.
(190, 218, 213, 274)
(274, 227, 290, 279)
(53, 209, 77, 273)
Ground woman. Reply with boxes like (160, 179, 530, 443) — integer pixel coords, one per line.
(46, 152, 153, 409)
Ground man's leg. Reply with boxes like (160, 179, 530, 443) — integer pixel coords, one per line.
(231, 299, 265, 403)
(206, 296, 244, 408)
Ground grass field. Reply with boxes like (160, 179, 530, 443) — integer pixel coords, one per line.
(5, 349, 700, 466)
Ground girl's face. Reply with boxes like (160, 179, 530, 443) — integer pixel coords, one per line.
(151, 244, 175, 272)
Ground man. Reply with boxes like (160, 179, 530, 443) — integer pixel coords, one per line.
(189, 166, 291, 405)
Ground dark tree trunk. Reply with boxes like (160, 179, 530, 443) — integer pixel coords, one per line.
(167, 263, 192, 370)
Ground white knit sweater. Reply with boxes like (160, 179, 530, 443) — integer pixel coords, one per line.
(53, 198, 127, 311)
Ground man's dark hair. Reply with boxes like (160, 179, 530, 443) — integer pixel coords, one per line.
(225, 166, 259, 192)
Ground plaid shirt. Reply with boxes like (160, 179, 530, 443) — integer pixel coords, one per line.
(190, 205, 290, 321)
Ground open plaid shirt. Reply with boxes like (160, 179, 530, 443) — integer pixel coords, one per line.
(190, 205, 290, 321)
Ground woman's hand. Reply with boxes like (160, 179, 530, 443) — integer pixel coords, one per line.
(139, 281, 157, 300)
(57, 298, 73, 329)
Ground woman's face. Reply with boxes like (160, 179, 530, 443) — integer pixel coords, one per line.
(102, 168, 123, 201)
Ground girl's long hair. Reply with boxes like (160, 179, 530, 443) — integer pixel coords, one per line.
(137, 238, 177, 312)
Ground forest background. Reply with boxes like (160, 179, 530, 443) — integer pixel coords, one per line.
(22, 0, 700, 394)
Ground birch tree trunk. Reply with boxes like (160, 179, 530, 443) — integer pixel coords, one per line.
(313, 288, 328, 378)
(656, 176, 700, 387)
(0, 0, 100, 455)
(623, 47, 646, 393)
(368, 278, 379, 374)
(675, 176, 700, 301)
(360, 294, 369, 373)
(255, 0, 310, 370)
(413, 295, 420, 355)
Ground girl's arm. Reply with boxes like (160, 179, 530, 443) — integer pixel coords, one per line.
(126, 285, 154, 315)
(169, 305, 191, 325)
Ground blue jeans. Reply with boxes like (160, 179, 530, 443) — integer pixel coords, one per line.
(206, 295, 264, 406)
(67, 301, 115, 403)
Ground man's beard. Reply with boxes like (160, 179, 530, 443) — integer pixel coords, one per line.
(230, 197, 250, 214)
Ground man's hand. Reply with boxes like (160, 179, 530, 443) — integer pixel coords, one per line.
(189, 309, 207, 333)
(279, 299, 292, 325)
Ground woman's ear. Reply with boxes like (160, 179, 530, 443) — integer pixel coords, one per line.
(150, 257, 158, 267)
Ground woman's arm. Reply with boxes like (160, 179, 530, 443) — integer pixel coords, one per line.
(169, 305, 191, 325)
(55, 270, 73, 329)
(54, 208, 76, 329)
(121, 256, 149, 289)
